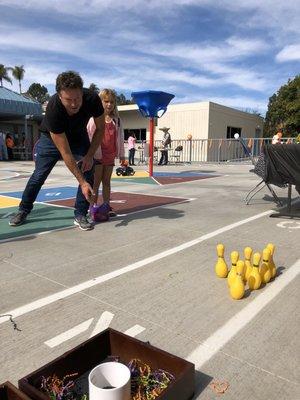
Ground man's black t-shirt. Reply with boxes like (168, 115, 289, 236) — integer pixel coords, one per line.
(40, 88, 104, 152)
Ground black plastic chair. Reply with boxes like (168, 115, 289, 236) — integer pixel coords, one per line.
(236, 136, 283, 206)
(170, 145, 183, 163)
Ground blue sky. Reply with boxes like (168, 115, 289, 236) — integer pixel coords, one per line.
(1, 0, 299, 115)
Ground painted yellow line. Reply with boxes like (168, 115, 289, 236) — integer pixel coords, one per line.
(0, 195, 20, 208)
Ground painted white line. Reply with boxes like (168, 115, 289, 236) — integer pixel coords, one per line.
(0, 225, 75, 244)
(44, 318, 93, 348)
(89, 311, 114, 338)
(0, 211, 15, 219)
(277, 221, 300, 229)
(0, 194, 21, 200)
(113, 190, 194, 200)
(151, 176, 163, 185)
(124, 324, 145, 337)
(0, 172, 20, 180)
(187, 259, 300, 370)
(113, 197, 195, 219)
(0, 210, 272, 324)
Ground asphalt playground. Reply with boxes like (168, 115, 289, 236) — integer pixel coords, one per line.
(0, 160, 299, 399)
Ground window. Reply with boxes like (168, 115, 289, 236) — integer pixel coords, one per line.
(124, 129, 146, 141)
(227, 126, 241, 139)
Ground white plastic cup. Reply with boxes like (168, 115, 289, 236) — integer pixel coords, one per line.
(88, 362, 131, 400)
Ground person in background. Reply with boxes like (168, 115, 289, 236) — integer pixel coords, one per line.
(128, 132, 136, 165)
(6, 134, 15, 160)
(9, 71, 105, 230)
(0, 132, 8, 160)
(158, 127, 171, 165)
(87, 89, 125, 217)
(272, 130, 283, 144)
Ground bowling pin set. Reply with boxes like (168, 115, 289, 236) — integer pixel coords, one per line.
(215, 243, 277, 300)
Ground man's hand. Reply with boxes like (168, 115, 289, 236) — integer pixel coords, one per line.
(81, 181, 95, 203)
(79, 154, 94, 173)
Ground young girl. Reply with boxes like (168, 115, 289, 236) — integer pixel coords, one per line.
(127, 132, 136, 165)
(87, 89, 125, 216)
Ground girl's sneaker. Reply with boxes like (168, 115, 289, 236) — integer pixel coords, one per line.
(108, 207, 117, 217)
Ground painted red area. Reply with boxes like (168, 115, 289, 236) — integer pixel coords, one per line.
(48, 192, 188, 214)
(154, 176, 219, 185)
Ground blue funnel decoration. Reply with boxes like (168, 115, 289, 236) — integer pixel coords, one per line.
(131, 90, 175, 118)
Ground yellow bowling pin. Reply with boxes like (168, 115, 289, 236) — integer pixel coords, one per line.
(215, 244, 228, 278)
(244, 247, 253, 283)
(248, 252, 262, 290)
(267, 243, 277, 278)
(230, 260, 245, 300)
(227, 251, 239, 287)
(259, 248, 271, 284)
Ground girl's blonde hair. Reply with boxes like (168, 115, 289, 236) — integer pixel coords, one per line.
(99, 89, 119, 117)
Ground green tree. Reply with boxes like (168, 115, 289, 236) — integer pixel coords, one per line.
(116, 92, 134, 105)
(264, 75, 300, 137)
(0, 64, 12, 87)
(27, 82, 50, 103)
(12, 65, 25, 93)
(88, 83, 100, 93)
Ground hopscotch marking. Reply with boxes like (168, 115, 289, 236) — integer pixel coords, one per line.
(44, 312, 145, 348)
(89, 311, 114, 338)
(124, 325, 146, 337)
(45, 318, 93, 348)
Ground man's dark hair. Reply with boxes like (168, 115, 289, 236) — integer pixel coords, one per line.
(56, 71, 83, 93)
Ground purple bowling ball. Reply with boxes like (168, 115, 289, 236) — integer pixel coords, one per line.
(89, 202, 110, 222)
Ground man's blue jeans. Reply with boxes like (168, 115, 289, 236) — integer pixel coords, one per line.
(19, 135, 94, 218)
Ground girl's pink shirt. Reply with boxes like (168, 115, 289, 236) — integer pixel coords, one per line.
(128, 136, 136, 150)
(87, 117, 125, 160)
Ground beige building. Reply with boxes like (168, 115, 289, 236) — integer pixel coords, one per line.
(118, 101, 263, 142)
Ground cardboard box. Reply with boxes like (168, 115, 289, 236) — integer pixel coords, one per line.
(19, 328, 194, 400)
(0, 381, 31, 400)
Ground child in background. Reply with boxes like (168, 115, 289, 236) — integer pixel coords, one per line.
(87, 89, 125, 217)
(127, 132, 136, 165)
(272, 130, 283, 144)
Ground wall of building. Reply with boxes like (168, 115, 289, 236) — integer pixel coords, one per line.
(118, 101, 264, 143)
(208, 102, 263, 139)
(157, 102, 209, 140)
(119, 107, 148, 131)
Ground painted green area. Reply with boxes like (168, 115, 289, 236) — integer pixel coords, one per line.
(0, 204, 75, 242)
(112, 177, 157, 185)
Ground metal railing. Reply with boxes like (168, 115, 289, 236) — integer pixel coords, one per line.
(146, 137, 296, 164)
(11, 137, 296, 164)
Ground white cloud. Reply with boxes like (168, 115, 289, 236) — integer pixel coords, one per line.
(207, 96, 267, 113)
(276, 44, 300, 62)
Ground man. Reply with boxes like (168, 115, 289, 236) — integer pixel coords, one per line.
(9, 71, 105, 231)
(158, 127, 171, 165)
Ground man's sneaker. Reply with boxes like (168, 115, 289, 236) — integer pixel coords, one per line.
(74, 215, 94, 231)
(9, 211, 28, 226)
(108, 207, 117, 217)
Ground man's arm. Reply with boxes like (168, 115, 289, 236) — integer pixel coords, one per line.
(80, 114, 105, 172)
(50, 132, 94, 202)
(83, 114, 105, 169)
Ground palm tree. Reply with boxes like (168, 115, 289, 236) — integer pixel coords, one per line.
(0, 64, 12, 87)
(12, 65, 25, 93)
